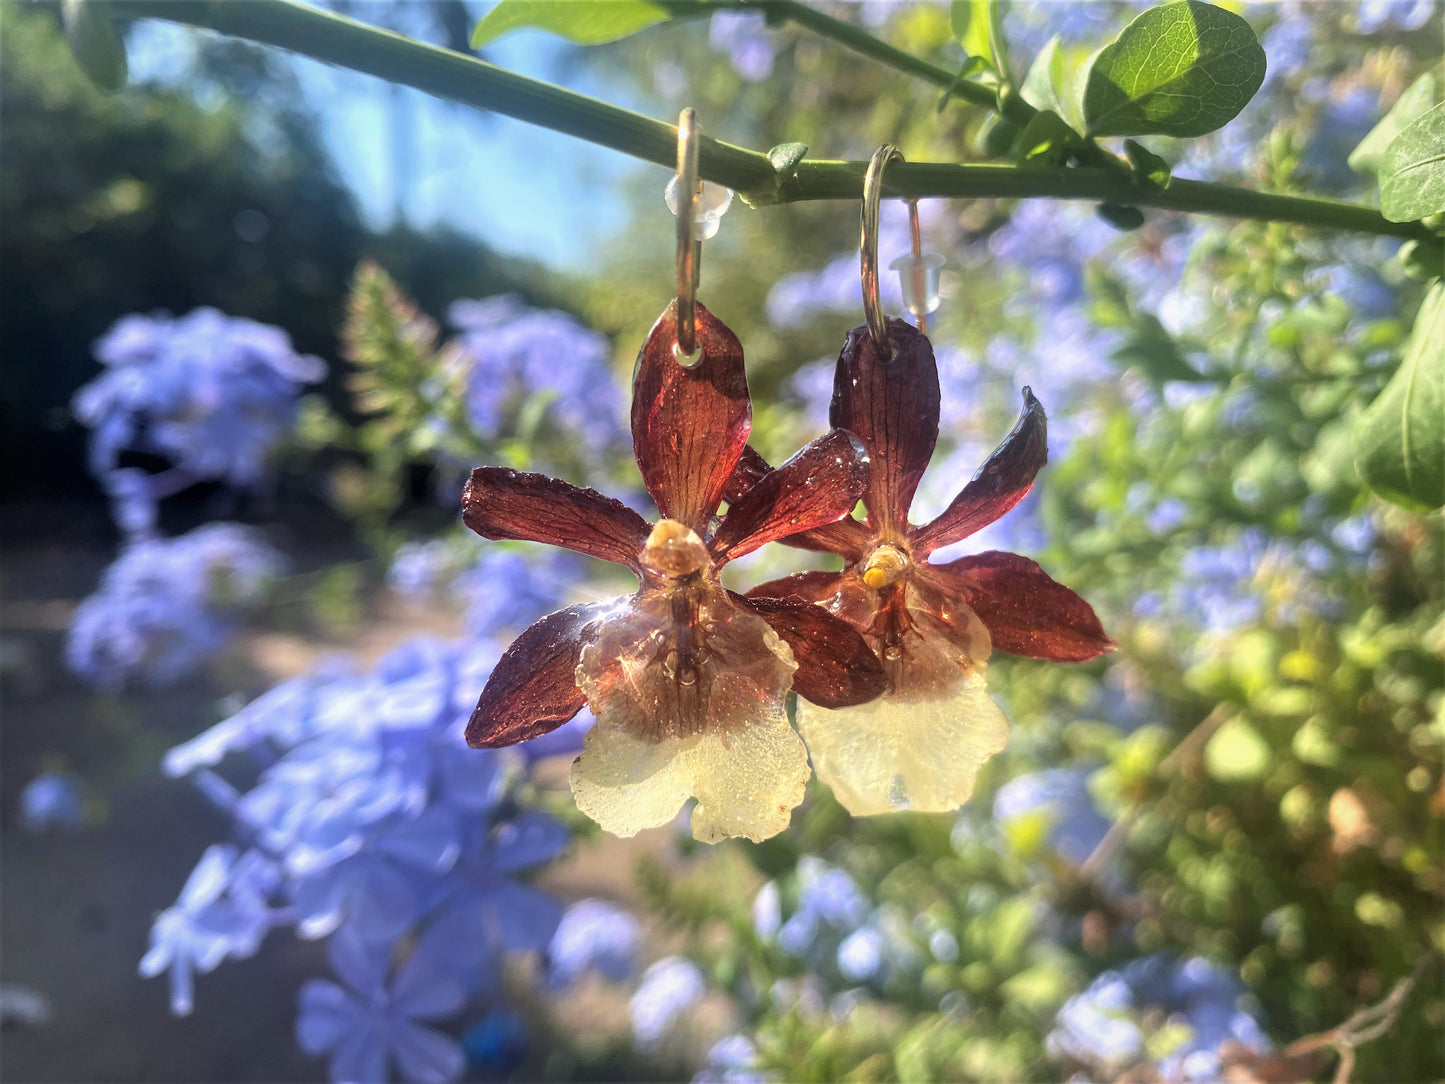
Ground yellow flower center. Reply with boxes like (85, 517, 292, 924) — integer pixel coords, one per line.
(640, 519, 710, 578)
(861, 542, 911, 590)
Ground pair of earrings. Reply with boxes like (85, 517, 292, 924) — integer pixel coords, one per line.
(462, 122, 1112, 844)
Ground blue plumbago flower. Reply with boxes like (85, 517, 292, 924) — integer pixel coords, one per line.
(18, 772, 85, 833)
(1301, 86, 1381, 189)
(388, 540, 456, 598)
(139, 845, 284, 1015)
(149, 633, 571, 1043)
(709, 10, 776, 80)
(66, 524, 282, 688)
(454, 548, 584, 639)
(992, 768, 1112, 866)
(72, 308, 324, 494)
(1048, 954, 1270, 1080)
(630, 956, 707, 1048)
(548, 898, 642, 988)
(1171, 528, 1270, 632)
(836, 925, 887, 983)
(1356, 0, 1439, 33)
(693, 1033, 766, 1084)
(446, 295, 627, 460)
(296, 923, 466, 1084)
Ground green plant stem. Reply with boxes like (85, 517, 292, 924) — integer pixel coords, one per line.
(117, 0, 1433, 242)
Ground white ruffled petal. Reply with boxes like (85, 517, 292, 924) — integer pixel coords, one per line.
(797, 672, 1009, 816)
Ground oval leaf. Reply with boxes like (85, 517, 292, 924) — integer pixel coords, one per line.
(1082, 0, 1266, 138)
(472, 0, 673, 47)
(1379, 101, 1445, 223)
(1354, 281, 1445, 512)
(61, 0, 127, 93)
(1349, 68, 1440, 177)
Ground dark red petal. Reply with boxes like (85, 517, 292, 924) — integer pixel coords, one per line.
(463, 467, 651, 571)
(745, 569, 846, 605)
(830, 319, 939, 537)
(783, 517, 874, 562)
(711, 429, 869, 562)
(735, 593, 888, 709)
(911, 388, 1048, 557)
(631, 300, 751, 533)
(724, 445, 772, 503)
(466, 603, 605, 748)
(924, 551, 1113, 662)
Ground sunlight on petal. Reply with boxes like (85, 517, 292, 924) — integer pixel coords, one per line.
(570, 716, 810, 844)
(797, 673, 1010, 816)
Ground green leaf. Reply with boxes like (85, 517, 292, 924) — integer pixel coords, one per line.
(1112, 313, 1206, 382)
(1010, 109, 1083, 166)
(1081, 1, 1266, 138)
(60, 0, 127, 93)
(936, 55, 991, 112)
(471, 0, 674, 47)
(1354, 281, 1445, 511)
(950, 0, 1008, 78)
(1379, 101, 1445, 223)
(1020, 34, 1066, 116)
(1205, 719, 1270, 783)
(767, 142, 808, 179)
(1349, 69, 1440, 177)
(1124, 138, 1172, 190)
(1096, 203, 1146, 231)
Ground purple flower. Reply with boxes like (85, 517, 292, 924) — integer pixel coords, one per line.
(139, 846, 283, 1015)
(1048, 954, 1270, 1080)
(548, 898, 641, 987)
(993, 768, 1112, 865)
(73, 308, 324, 496)
(460, 1009, 528, 1075)
(388, 541, 455, 598)
(455, 548, 583, 638)
(66, 524, 282, 688)
(446, 295, 626, 461)
(630, 957, 706, 1047)
(710, 10, 776, 80)
(693, 1034, 765, 1084)
(836, 926, 886, 983)
(296, 924, 466, 1084)
(1356, 0, 1438, 31)
(18, 772, 85, 833)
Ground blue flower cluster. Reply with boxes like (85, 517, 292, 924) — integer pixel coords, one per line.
(66, 523, 282, 688)
(548, 898, 642, 989)
(1048, 954, 1271, 1080)
(708, 10, 776, 81)
(630, 956, 706, 1049)
(446, 295, 627, 462)
(147, 634, 574, 1082)
(992, 768, 1112, 866)
(72, 308, 325, 534)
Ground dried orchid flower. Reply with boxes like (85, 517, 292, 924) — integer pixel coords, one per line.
(462, 302, 887, 843)
(746, 318, 1113, 817)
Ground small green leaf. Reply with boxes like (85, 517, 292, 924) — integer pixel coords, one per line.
(471, 0, 673, 47)
(1400, 236, 1445, 281)
(767, 142, 808, 178)
(1113, 313, 1206, 383)
(1020, 34, 1066, 116)
(977, 113, 1022, 157)
(1354, 281, 1445, 511)
(1379, 101, 1445, 223)
(1082, 1, 1266, 138)
(1350, 69, 1440, 177)
(1124, 138, 1172, 190)
(1011, 109, 1083, 166)
(61, 0, 127, 93)
(1205, 719, 1270, 783)
(936, 55, 991, 112)
(950, 0, 1008, 77)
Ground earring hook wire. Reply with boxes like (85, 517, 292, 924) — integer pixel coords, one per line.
(675, 107, 702, 360)
(861, 144, 904, 358)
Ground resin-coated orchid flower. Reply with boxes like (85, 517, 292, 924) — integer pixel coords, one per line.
(462, 301, 887, 844)
(748, 318, 1112, 817)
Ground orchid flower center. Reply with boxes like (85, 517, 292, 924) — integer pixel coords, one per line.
(861, 542, 911, 590)
(640, 519, 711, 579)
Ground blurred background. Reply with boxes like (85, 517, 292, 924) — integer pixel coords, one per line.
(2, 0, 1442, 1081)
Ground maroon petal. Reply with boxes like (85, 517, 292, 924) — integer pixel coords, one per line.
(725, 445, 772, 503)
(783, 517, 874, 562)
(924, 552, 1113, 662)
(466, 603, 606, 747)
(830, 319, 940, 538)
(631, 300, 751, 533)
(911, 388, 1048, 557)
(463, 467, 651, 571)
(736, 593, 888, 709)
(711, 429, 869, 562)
(746, 569, 846, 605)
